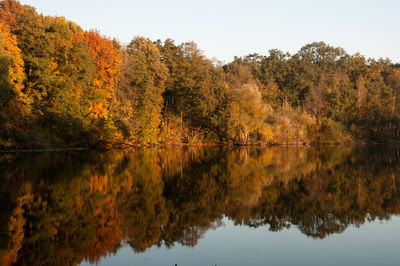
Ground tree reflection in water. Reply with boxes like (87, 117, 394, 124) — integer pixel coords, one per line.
(0, 145, 399, 265)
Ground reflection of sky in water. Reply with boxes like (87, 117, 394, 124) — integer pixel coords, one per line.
(81, 216, 400, 266)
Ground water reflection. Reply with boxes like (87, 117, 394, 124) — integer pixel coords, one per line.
(0, 146, 399, 265)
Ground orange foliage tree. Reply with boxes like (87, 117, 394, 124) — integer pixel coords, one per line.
(75, 30, 121, 120)
(0, 0, 27, 31)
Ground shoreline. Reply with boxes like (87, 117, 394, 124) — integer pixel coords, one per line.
(1, 141, 399, 153)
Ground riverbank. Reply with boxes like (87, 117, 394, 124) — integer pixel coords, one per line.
(2, 140, 398, 153)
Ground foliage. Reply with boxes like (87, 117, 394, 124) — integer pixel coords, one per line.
(226, 83, 268, 143)
(157, 39, 227, 141)
(114, 37, 167, 143)
(267, 103, 318, 144)
(0, 0, 400, 147)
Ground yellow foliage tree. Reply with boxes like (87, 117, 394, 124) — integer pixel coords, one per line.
(227, 83, 269, 143)
(0, 21, 28, 111)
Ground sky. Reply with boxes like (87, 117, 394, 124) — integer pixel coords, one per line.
(19, 0, 400, 63)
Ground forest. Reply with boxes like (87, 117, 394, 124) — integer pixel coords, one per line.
(1, 0, 400, 149)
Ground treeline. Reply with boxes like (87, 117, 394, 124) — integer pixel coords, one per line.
(1, 0, 400, 148)
(1, 146, 400, 264)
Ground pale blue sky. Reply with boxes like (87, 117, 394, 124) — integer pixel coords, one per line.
(20, 0, 400, 63)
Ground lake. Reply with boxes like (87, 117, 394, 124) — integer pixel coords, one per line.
(1, 145, 399, 265)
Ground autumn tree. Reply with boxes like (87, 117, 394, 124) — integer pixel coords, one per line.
(1, 0, 400, 146)
(0, 20, 28, 147)
(0, 0, 27, 31)
(387, 69, 400, 138)
(114, 37, 167, 143)
(225, 63, 269, 143)
(0, 4, 97, 146)
(0, 1, 122, 147)
(75, 30, 121, 121)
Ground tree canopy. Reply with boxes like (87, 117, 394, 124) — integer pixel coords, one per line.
(1, 0, 400, 148)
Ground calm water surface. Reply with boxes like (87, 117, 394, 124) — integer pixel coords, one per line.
(0, 145, 399, 265)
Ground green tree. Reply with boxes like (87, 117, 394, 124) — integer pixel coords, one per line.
(116, 37, 168, 143)
(158, 39, 227, 140)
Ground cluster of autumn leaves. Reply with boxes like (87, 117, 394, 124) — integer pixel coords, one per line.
(0, 0, 122, 148)
(1, 0, 400, 149)
(1, 146, 400, 264)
